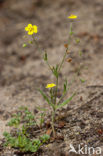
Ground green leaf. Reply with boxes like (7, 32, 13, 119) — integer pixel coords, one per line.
(63, 79, 67, 94)
(44, 52, 48, 61)
(80, 78, 85, 83)
(22, 43, 27, 48)
(40, 134, 50, 143)
(69, 31, 73, 35)
(52, 65, 59, 78)
(7, 117, 20, 127)
(3, 132, 11, 137)
(33, 139, 41, 145)
(38, 89, 54, 108)
(29, 40, 33, 44)
(56, 64, 58, 71)
(76, 38, 80, 43)
(56, 93, 76, 110)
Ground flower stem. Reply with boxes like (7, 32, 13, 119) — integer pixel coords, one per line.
(58, 23, 73, 72)
(32, 36, 54, 75)
(51, 109, 55, 138)
(54, 75, 58, 105)
(58, 51, 67, 72)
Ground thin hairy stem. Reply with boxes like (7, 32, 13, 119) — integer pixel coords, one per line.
(32, 36, 54, 74)
(51, 109, 56, 138)
(58, 23, 73, 72)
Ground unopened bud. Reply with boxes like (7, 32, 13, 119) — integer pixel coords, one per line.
(66, 58, 72, 62)
(64, 44, 68, 48)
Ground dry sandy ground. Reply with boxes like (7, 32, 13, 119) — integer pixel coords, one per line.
(0, 0, 103, 155)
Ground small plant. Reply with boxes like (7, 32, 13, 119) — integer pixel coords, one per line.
(7, 112, 21, 127)
(3, 14, 86, 154)
(3, 131, 49, 153)
(23, 14, 84, 137)
(3, 107, 50, 153)
(8, 107, 36, 128)
(36, 106, 47, 128)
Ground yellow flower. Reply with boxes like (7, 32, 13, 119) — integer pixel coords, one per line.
(68, 14, 77, 19)
(25, 24, 38, 35)
(46, 83, 56, 88)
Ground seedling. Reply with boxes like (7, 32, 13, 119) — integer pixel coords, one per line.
(3, 107, 50, 153)
(3, 131, 50, 153)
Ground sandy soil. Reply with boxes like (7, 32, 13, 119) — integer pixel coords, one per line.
(0, 0, 103, 155)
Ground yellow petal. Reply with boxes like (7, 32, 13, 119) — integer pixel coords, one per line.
(25, 26, 29, 31)
(33, 25, 38, 33)
(28, 31, 33, 35)
(27, 24, 33, 28)
(68, 14, 77, 19)
(46, 83, 56, 88)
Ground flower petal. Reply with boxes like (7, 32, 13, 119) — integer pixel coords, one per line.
(25, 26, 29, 31)
(33, 25, 38, 33)
(28, 31, 33, 35)
(68, 14, 77, 19)
(46, 83, 56, 88)
(28, 24, 32, 28)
